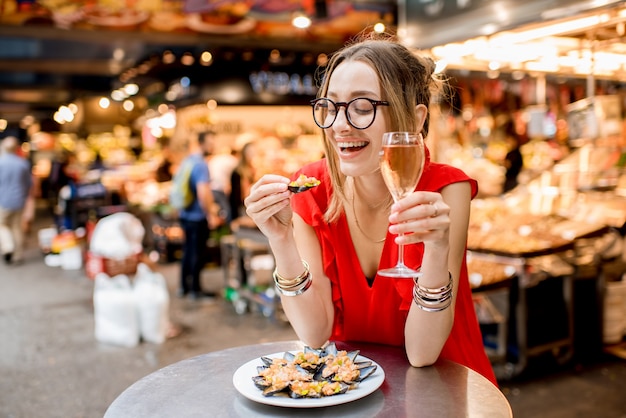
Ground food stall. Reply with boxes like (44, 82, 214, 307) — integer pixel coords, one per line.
(466, 120, 626, 377)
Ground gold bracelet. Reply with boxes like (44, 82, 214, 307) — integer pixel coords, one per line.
(273, 260, 310, 287)
(275, 272, 312, 297)
(413, 272, 453, 312)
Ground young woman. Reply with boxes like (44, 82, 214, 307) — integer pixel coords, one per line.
(244, 34, 497, 385)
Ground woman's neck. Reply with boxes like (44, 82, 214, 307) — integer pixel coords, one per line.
(351, 176, 391, 209)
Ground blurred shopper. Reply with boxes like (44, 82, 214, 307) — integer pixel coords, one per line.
(228, 140, 257, 223)
(176, 131, 221, 300)
(502, 120, 525, 193)
(0, 136, 33, 265)
(48, 149, 77, 224)
(155, 141, 174, 183)
(207, 143, 238, 224)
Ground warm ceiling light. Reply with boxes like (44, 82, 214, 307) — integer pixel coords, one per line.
(59, 106, 74, 122)
(123, 100, 134, 112)
(53, 111, 65, 124)
(124, 83, 139, 95)
(269, 49, 281, 63)
(491, 15, 604, 45)
(111, 89, 126, 101)
(162, 51, 176, 64)
(373, 22, 385, 33)
(99, 97, 110, 109)
(200, 51, 213, 66)
(292, 14, 311, 29)
(181, 52, 194, 66)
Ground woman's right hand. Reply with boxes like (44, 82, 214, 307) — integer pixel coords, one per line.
(244, 174, 293, 239)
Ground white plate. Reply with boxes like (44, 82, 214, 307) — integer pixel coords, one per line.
(186, 13, 256, 34)
(232, 351, 385, 408)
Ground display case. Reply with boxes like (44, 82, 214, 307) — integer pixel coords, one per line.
(468, 137, 626, 377)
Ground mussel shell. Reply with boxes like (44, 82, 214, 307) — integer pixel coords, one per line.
(288, 185, 316, 193)
(288, 382, 323, 399)
(289, 389, 322, 399)
(260, 356, 287, 367)
(262, 382, 290, 397)
(324, 382, 351, 396)
(252, 375, 271, 389)
(355, 360, 373, 368)
(345, 350, 360, 362)
(313, 364, 329, 381)
(322, 341, 337, 356)
(355, 364, 377, 382)
(304, 345, 324, 356)
(320, 343, 359, 361)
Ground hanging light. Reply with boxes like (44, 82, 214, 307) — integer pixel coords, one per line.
(373, 22, 386, 33)
(292, 13, 311, 29)
(181, 52, 195, 66)
(99, 97, 110, 109)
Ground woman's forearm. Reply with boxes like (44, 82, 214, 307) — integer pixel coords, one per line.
(268, 224, 334, 349)
(404, 243, 455, 367)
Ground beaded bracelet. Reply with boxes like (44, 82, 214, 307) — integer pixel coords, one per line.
(413, 272, 453, 312)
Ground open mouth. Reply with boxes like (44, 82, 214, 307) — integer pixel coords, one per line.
(337, 141, 368, 153)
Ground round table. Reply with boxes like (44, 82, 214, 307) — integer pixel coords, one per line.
(105, 340, 512, 417)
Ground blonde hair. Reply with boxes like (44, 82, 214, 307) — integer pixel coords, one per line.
(314, 33, 445, 223)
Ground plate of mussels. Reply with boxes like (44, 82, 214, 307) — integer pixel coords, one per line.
(232, 342, 385, 408)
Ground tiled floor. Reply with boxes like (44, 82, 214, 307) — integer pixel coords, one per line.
(1, 212, 625, 417)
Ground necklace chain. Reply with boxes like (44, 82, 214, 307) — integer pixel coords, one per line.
(351, 185, 387, 243)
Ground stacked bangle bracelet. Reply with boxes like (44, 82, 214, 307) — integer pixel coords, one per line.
(273, 260, 312, 297)
(413, 272, 453, 312)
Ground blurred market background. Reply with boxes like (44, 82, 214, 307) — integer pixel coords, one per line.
(1, 0, 626, 417)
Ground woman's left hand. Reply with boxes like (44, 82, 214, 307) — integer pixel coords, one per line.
(388, 191, 449, 246)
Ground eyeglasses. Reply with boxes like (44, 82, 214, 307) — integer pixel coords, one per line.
(310, 97, 389, 130)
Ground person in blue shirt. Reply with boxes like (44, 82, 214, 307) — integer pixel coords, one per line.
(0, 136, 33, 265)
(177, 131, 221, 299)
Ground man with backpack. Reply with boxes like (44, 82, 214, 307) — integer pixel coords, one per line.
(173, 131, 221, 300)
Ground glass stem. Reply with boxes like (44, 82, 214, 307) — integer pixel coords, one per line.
(397, 233, 406, 267)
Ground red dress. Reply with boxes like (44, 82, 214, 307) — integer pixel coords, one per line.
(291, 152, 498, 386)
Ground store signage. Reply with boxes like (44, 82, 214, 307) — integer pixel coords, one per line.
(399, 0, 625, 48)
(249, 71, 317, 96)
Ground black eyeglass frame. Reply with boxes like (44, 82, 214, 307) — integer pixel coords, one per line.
(310, 97, 389, 130)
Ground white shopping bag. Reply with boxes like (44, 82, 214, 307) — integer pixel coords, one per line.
(133, 263, 170, 344)
(90, 212, 145, 260)
(93, 273, 139, 347)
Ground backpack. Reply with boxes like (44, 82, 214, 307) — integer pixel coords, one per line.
(169, 159, 194, 210)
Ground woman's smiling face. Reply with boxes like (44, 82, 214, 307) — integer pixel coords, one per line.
(324, 60, 389, 177)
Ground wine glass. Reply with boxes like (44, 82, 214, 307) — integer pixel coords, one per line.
(378, 132, 426, 278)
